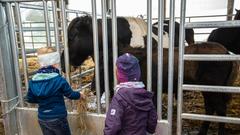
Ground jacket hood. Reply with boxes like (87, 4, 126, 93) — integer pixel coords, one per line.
(29, 73, 62, 97)
(116, 82, 154, 111)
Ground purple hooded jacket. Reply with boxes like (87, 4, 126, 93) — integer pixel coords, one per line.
(104, 53, 158, 135)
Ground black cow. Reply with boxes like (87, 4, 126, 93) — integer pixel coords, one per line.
(61, 16, 238, 135)
(152, 20, 195, 46)
(208, 9, 240, 54)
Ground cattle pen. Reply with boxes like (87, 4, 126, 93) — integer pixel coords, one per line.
(0, 0, 240, 135)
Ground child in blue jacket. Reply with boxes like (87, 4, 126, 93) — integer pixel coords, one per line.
(26, 47, 83, 135)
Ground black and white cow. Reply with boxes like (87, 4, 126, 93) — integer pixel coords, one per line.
(152, 20, 195, 47)
(62, 16, 165, 96)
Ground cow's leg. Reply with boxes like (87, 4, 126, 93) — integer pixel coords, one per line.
(215, 94, 228, 135)
(198, 93, 215, 135)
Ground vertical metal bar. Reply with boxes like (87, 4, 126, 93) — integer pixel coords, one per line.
(65, 4, 69, 21)
(168, 0, 175, 134)
(227, 0, 234, 20)
(30, 22, 35, 55)
(13, 2, 29, 91)
(157, 0, 164, 120)
(6, 3, 23, 107)
(147, 0, 152, 91)
(91, 0, 101, 114)
(52, 0, 62, 73)
(111, 0, 118, 90)
(1, 3, 19, 135)
(60, 0, 70, 83)
(106, 0, 112, 15)
(177, 0, 186, 134)
(101, 0, 110, 111)
(60, 0, 72, 111)
(164, 0, 167, 19)
(43, 0, 51, 46)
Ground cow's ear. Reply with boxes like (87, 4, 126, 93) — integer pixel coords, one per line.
(235, 8, 239, 12)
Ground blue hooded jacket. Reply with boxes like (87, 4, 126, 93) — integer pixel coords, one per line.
(26, 66, 80, 120)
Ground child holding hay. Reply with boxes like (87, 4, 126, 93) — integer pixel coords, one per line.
(25, 47, 84, 135)
(104, 53, 158, 135)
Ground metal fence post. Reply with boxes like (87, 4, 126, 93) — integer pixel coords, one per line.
(157, 0, 165, 120)
(52, 0, 62, 73)
(43, 0, 52, 46)
(6, 3, 23, 107)
(91, 0, 101, 114)
(168, 0, 176, 134)
(111, 0, 118, 90)
(15, 8, 29, 91)
(101, 0, 110, 112)
(60, 0, 72, 111)
(177, 0, 186, 134)
(0, 3, 19, 135)
(147, 0, 152, 92)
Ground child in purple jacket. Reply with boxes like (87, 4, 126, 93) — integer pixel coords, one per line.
(104, 53, 158, 135)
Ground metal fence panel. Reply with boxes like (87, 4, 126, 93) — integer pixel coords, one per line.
(0, 3, 19, 134)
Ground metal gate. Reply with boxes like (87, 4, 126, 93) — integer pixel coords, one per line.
(177, 0, 240, 135)
(1, 0, 240, 135)
(0, 0, 175, 134)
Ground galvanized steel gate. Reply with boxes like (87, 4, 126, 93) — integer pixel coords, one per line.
(177, 0, 240, 135)
(0, 0, 240, 135)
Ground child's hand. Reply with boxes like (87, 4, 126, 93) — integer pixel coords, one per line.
(80, 91, 86, 100)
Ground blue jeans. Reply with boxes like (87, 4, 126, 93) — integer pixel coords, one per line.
(38, 117, 71, 135)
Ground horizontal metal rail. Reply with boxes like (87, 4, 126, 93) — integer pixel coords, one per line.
(18, 3, 91, 15)
(19, 45, 63, 54)
(71, 68, 94, 79)
(23, 36, 55, 38)
(1, 101, 20, 117)
(75, 82, 92, 92)
(150, 14, 236, 21)
(183, 84, 240, 93)
(185, 20, 240, 28)
(0, 0, 43, 2)
(184, 54, 240, 61)
(0, 96, 19, 103)
(16, 27, 62, 32)
(21, 3, 92, 15)
(24, 42, 61, 44)
(66, 9, 92, 15)
(182, 113, 240, 124)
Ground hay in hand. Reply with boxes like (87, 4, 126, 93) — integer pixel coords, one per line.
(77, 91, 88, 113)
(77, 90, 90, 132)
